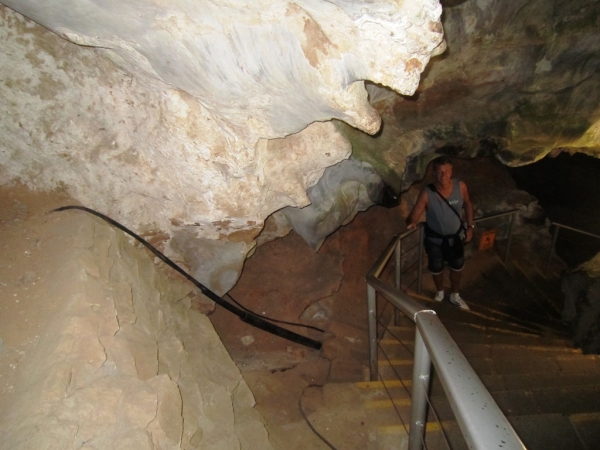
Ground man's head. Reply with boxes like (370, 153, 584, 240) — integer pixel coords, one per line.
(432, 157, 453, 187)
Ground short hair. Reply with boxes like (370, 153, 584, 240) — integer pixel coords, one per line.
(432, 157, 453, 170)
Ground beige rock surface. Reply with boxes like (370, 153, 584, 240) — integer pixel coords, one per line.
(0, 1, 445, 292)
(0, 185, 273, 450)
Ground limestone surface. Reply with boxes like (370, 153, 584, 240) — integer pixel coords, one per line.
(0, 187, 273, 450)
(0, 1, 445, 291)
(341, 0, 600, 192)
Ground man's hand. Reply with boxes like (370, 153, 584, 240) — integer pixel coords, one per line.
(464, 227, 474, 243)
(406, 190, 429, 231)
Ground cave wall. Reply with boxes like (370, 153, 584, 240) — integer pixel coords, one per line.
(0, 192, 272, 449)
(1, 1, 599, 290)
(340, 0, 600, 191)
(0, 1, 445, 293)
(0, 3, 447, 447)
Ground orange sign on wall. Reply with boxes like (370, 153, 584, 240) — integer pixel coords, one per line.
(479, 229, 497, 251)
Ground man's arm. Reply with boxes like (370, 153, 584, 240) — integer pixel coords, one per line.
(406, 189, 428, 229)
(460, 181, 474, 242)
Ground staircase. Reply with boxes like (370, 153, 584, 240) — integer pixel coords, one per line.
(353, 252, 600, 450)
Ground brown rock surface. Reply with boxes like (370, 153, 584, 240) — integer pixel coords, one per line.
(209, 203, 400, 447)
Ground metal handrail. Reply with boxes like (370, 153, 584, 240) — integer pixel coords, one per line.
(395, 210, 520, 293)
(545, 221, 600, 274)
(475, 209, 519, 264)
(366, 231, 526, 450)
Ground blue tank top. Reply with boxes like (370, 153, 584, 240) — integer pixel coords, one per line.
(425, 179, 463, 236)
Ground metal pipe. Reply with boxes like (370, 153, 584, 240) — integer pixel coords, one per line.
(545, 224, 560, 276)
(366, 276, 425, 320)
(416, 314, 526, 450)
(473, 209, 519, 222)
(417, 225, 424, 295)
(367, 226, 422, 280)
(368, 234, 401, 279)
(550, 222, 600, 240)
(394, 240, 402, 325)
(408, 324, 432, 450)
(504, 211, 516, 264)
(395, 239, 401, 290)
(367, 284, 378, 381)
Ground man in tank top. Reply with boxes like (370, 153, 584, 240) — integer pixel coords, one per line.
(406, 157, 474, 310)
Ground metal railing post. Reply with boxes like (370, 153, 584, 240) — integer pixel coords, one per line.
(417, 314, 525, 449)
(394, 240, 402, 325)
(367, 284, 378, 381)
(504, 211, 517, 264)
(417, 225, 424, 295)
(395, 239, 401, 290)
(367, 212, 531, 450)
(408, 325, 432, 450)
(545, 223, 560, 276)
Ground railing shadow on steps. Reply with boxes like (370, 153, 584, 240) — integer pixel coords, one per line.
(365, 212, 526, 450)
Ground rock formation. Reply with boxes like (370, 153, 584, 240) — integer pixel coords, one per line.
(0, 191, 274, 449)
(279, 158, 397, 251)
(339, 0, 600, 192)
(562, 256, 600, 354)
(0, 1, 444, 293)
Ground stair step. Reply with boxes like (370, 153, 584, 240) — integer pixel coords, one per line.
(366, 398, 411, 409)
(385, 323, 571, 347)
(376, 354, 595, 379)
(363, 371, 600, 405)
(363, 395, 600, 449)
(532, 384, 600, 416)
(442, 312, 563, 337)
(479, 371, 600, 392)
(427, 384, 600, 420)
(374, 413, 592, 450)
(377, 359, 413, 366)
(480, 354, 598, 376)
(376, 422, 443, 434)
(366, 249, 597, 449)
(375, 419, 467, 450)
(570, 412, 600, 450)
(511, 260, 564, 316)
(509, 413, 587, 450)
(379, 338, 583, 359)
(373, 411, 600, 450)
(355, 375, 599, 449)
(365, 405, 462, 450)
(356, 380, 413, 389)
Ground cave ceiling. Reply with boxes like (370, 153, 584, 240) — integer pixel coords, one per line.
(0, 0, 598, 293)
(345, 0, 600, 191)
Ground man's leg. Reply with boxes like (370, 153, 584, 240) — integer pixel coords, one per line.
(447, 238, 469, 310)
(449, 268, 461, 293)
(425, 238, 445, 300)
(433, 272, 444, 291)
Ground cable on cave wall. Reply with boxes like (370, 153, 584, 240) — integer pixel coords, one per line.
(52, 205, 323, 350)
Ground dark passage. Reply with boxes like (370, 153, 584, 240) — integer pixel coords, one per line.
(508, 152, 600, 267)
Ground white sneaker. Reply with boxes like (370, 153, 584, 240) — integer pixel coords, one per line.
(434, 290, 444, 302)
(449, 293, 470, 311)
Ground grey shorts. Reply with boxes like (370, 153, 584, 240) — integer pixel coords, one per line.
(424, 236, 465, 274)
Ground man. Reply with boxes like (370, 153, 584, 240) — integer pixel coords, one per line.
(406, 157, 474, 310)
